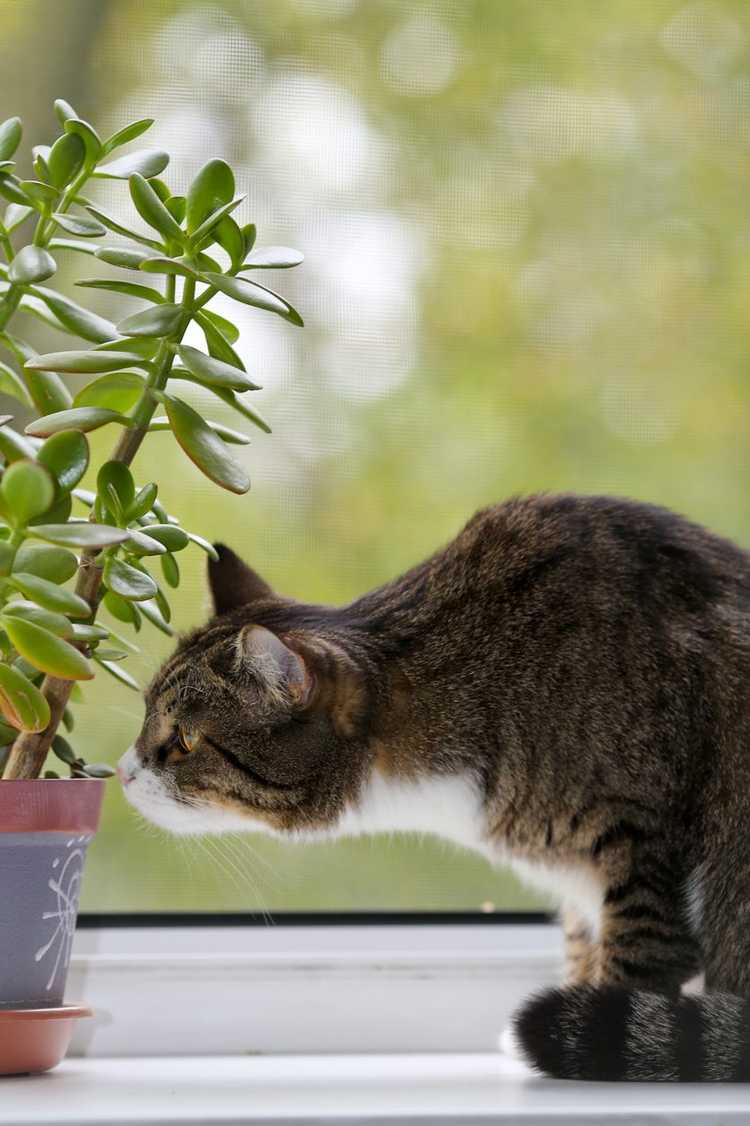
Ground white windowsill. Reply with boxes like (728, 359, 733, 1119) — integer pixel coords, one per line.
(68, 924, 563, 1056)
(5, 1053, 750, 1124)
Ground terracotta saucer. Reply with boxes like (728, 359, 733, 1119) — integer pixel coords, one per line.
(0, 1004, 92, 1076)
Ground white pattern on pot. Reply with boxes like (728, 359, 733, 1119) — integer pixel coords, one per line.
(34, 835, 91, 992)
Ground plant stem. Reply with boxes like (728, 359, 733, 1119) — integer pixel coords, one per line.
(0, 226, 13, 264)
(2, 282, 196, 781)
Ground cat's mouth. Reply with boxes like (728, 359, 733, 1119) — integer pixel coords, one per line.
(116, 746, 274, 837)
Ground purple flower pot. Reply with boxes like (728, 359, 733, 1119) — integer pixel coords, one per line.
(0, 780, 103, 1010)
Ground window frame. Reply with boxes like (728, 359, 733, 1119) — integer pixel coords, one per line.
(69, 914, 561, 1058)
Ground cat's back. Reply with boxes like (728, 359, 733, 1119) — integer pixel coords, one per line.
(443, 492, 750, 622)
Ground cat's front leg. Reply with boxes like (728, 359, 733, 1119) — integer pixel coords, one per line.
(561, 905, 599, 986)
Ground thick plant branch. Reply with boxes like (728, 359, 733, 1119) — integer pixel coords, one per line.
(2, 315, 190, 780)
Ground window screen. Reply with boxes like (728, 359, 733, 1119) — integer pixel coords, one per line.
(1, 0, 747, 912)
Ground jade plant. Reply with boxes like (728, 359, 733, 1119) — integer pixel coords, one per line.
(0, 100, 303, 781)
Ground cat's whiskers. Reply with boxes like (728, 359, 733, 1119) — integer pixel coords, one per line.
(197, 834, 273, 921)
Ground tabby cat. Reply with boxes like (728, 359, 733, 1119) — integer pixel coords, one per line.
(119, 493, 750, 1082)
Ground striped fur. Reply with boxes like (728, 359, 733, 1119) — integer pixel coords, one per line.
(515, 987, 750, 1082)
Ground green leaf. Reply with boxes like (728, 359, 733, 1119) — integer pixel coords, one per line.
(136, 523, 188, 552)
(104, 555, 157, 601)
(48, 236, 102, 256)
(242, 223, 256, 254)
(61, 706, 74, 731)
(9, 246, 57, 285)
(20, 180, 59, 207)
(28, 491, 71, 527)
(153, 583, 171, 623)
(126, 527, 167, 556)
(86, 205, 163, 250)
(37, 430, 89, 491)
(117, 303, 182, 338)
(52, 733, 77, 764)
(195, 310, 246, 370)
(74, 371, 144, 413)
(241, 246, 304, 269)
(93, 335, 159, 358)
(0, 424, 38, 463)
(129, 173, 184, 243)
(156, 392, 250, 494)
(94, 653, 140, 690)
(209, 386, 271, 434)
(203, 273, 303, 326)
(190, 196, 245, 246)
(13, 543, 78, 584)
(82, 762, 117, 778)
(97, 460, 134, 515)
(71, 623, 109, 642)
(46, 132, 85, 189)
(30, 288, 117, 343)
(4, 204, 33, 232)
(25, 407, 130, 437)
(185, 532, 219, 560)
(63, 117, 103, 162)
(139, 255, 199, 278)
(3, 600, 73, 638)
(95, 245, 156, 269)
(186, 158, 234, 234)
(161, 552, 180, 588)
(1, 460, 54, 523)
(54, 100, 78, 126)
(127, 482, 157, 522)
(214, 216, 245, 270)
(17, 293, 75, 336)
(3, 616, 93, 679)
(102, 588, 140, 627)
(51, 212, 106, 237)
(26, 349, 147, 373)
(176, 345, 259, 391)
(8, 572, 90, 617)
(25, 369, 75, 416)
(30, 522, 129, 548)
(103, 118, 154, 153)
(95, 149, 169, 181)
(0, 118, 22, 162)
(149, 415, 250, 444)
(0, 175, 31, 207)
(76, 278, 165, 304)
(0, 359, 32, 406)
(166, 195, 186, 224)
(137, 597, 173, 636)
(0, 662, 49, 732)
(201, 308, 239, 344)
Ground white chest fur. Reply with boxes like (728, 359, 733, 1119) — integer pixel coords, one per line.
(334, 772, 493, 857)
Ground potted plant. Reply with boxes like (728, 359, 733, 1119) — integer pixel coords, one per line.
(0, 100, 303, 1074)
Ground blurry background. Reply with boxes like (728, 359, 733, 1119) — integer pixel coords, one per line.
(0, 0, 748, 912)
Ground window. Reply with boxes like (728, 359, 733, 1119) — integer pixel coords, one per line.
(2, 0, 747, 915)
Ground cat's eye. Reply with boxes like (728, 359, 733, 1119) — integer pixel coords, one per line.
(177, 727, 197, 754)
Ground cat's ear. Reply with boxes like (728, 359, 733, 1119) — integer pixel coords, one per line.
(237, 625, 313, 706)
(208, 544, 274, 615)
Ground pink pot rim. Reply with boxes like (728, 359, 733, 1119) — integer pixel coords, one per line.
(0, 1005, 92, 1023)
(0, 778, 104, 833)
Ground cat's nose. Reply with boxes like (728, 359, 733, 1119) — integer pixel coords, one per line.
(117, 747, 138, 786)
(117, 764, 134, 786)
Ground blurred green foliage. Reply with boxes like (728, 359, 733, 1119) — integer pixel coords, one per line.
(1, 0, 748, 911)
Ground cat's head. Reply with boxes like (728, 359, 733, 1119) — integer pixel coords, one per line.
(118, 545, 371, 837)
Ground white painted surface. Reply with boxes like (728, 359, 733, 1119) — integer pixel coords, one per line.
(4, 1053, 750, 1124)
(67, 925, 562, 1057)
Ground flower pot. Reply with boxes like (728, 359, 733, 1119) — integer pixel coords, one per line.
(0, 778, 104, 1074)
